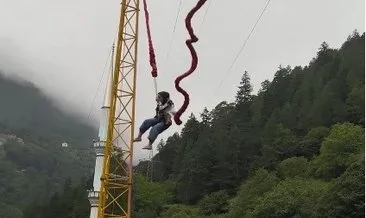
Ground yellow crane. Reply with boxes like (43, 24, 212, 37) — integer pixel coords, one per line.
(96, 0, 207, 217)
(97, 0, 139, 217)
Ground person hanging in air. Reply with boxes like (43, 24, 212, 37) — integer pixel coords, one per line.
(133, 91, 176, 150)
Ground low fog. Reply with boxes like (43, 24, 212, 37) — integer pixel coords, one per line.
(0, 0, 364, 162)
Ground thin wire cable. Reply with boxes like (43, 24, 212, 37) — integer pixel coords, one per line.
(172, 0, 183, 33)
(198, 0, 212, 35)
(87, 44, 114, 120)
(164, 0, 183, 63)
(214, 0, 271, 93)
(86, 23, 119, 120)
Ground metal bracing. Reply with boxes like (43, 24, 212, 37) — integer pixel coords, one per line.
(97, 0, 140, 217)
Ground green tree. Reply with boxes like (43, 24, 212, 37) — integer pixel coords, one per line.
(0, 202, 23, 218)
(160, 204, 200, 218)
(235, 71, 253, 105)
(257, 123, 298, 169)
(198, 190, 230, 216)
(249, 178, 330, 218)
(227, 169, 279, 217)
(312, 123, 364, 180)
(133, 173, 174, 216)
(277, 156, 309, 179)
(345, 85, 365, 124)
(299, 126, 330, 157)
(316, 153, 364, 217)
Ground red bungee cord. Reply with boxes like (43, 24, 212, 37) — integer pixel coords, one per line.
(173, 0, 208, 125)
(143, 0, 158, 78)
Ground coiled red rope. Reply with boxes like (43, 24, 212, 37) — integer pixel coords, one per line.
(142, 0, 158, 77)
(173, 0, 207, 125)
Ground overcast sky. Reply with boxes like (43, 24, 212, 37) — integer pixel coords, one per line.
(0, 0, 364, 162)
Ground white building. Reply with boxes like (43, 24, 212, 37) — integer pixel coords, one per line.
(88, 61, 112, 218)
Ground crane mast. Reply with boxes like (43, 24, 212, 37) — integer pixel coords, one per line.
(98, 0, 140, 217)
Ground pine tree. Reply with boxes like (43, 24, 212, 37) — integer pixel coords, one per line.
(235, 71, 253, 105)
(259, 80, 271, 94)
(200, 107, 212, 125)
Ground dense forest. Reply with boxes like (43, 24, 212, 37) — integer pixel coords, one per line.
(4, 31, 365, 218)
(134, 31, 365, 217)
(0, 74, 97, 217)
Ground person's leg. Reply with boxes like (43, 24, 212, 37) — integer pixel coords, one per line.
(134, 118, 160, 142)
(143, 122, 170, 150)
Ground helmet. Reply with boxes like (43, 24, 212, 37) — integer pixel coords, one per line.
(157, 91, 170, 104)
(158, 91, 170, 99)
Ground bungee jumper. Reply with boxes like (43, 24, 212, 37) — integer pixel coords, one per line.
(133, 91, 176, 150)
(134, 0, 208, 149)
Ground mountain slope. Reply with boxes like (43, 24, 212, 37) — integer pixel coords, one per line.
(0, 74, 97, 217)
(135, 31, 365, 216)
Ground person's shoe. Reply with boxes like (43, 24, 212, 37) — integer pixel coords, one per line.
(142, 144, 152, 150)
(133, 137, 142, 142)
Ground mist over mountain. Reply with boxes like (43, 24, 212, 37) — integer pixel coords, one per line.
(0, 70, 98, 217)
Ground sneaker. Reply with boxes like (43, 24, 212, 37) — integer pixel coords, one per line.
(133, 137, 142, 142)
(142, 144, 152, 150)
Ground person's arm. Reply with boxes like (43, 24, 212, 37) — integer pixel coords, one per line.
(170, 104, 177, 115)
(158, 100, 177, 116)
(158, 100, 173, 112)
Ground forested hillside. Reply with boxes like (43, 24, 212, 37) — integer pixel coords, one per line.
(25, 31, 364, 218)
(0, 74, 96, 217)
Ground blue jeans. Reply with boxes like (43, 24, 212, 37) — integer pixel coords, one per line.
(139, 118, 169, 144)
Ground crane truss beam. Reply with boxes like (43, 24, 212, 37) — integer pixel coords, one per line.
(98, 0, 139, 217)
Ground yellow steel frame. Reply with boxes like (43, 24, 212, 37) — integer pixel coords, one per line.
(98, 0, 140, 217)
